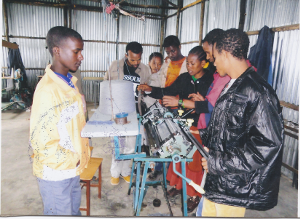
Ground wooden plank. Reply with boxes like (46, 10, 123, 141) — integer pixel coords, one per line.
(199, 1, 205, 45)
(176, 0, 182, 37)
(282, 162, 298, 174)
(3, 1, 9, 42)
(284, 125, 298, 134)
(81, 70, 106, 72)
(166, 12, 177, 19)
(2, 40, 18, 49)
(181, 40, 199, 45)
(238, 0, 247, 30)
(160, 1, 167, 54)
(5, 0, 104, 12)
(280, 100, 299, 111)
(181, 0, 203, 11)
(63, 6, 68, 27)
(4, 36, 160, 47)
(284, 131, 298, 140)
(83, 77, 104, 81)
(164, 0, 178, 8)
(247, 24, 299, 36)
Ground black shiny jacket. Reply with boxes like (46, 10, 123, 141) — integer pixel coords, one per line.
(200, 67, 284, 210)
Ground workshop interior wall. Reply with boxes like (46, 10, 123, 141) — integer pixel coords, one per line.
(2, 0, 299, 180)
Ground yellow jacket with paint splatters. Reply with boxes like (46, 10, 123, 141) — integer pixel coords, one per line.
(30, 64, 90, 180)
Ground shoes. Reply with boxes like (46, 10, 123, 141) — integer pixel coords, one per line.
(121, 175, 131, 183)
(167, 187, 181, 197)
(148, 170, 163, 180)
(111, 177, 120, 185)
(187, 196, 200, 213)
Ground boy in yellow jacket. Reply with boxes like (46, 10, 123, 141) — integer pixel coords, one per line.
(30, 26, 90, 215)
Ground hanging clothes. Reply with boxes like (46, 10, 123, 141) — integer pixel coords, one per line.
(248, 25, 274, 85)
(8, 47, 29, 90)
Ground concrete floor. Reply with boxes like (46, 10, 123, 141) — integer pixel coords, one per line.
(1, 102, 298, 217)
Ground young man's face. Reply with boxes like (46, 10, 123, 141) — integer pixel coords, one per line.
(212, 43, 227, 77)
(57, 37, 84, 72)
(164, 45, 181, 61)
(125, 50, 142, 69)
(202, 41, 214, 63)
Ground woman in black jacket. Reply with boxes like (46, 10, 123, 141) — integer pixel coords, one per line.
(138, 46, 214, 125)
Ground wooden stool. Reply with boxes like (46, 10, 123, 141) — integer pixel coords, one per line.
(79, 157, 103, 216)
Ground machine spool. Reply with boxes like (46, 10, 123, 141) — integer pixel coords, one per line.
(115, 112, 129, 125)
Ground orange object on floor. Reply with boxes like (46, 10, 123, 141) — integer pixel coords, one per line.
(166, 126, 204, 197)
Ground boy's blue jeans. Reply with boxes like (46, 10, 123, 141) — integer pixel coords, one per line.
(37, 175, 81, 215)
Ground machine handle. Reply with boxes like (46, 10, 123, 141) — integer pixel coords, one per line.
(172, 155, 205, 194)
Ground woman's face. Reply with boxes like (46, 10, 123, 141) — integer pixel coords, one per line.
(149, 56, 162, 74)
(186, 54, 206, 78)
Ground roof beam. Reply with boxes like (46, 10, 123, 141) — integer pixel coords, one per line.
(163, 0, 178, 8)
(4, 0, 104, 12)
(117, 1, 177, 10)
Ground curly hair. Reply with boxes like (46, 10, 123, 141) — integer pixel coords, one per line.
(46, 26, 83, 57)
(126, 41, 143, 54)
(203, 28, 224, 46)
(214, 28, 249, 60)
(162, 35, 181, 48)
(188, 46, 207, 61)
(149, 52, 163, 62)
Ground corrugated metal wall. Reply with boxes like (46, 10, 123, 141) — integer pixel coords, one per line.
(243, 0, 299, 179)
(203, 0, 240, 35)
(2, 1, 162, 102)
(244, 0, 299, 31)
(165, 0, 177, 37)
(2, 0, 299, 179)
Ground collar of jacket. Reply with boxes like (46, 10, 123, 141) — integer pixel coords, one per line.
(45, 64, 78, 92)
(229, 66, 255, 90)
(218, 67, 254, 100)
(190, 69, 214, 84)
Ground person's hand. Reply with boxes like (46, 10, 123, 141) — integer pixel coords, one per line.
(164, 56, 170, 63)
(162, 95, 179, 107)
(137, 84, 152, 92)
(188, 92, 205, 101)
(201, 146, 209, 172)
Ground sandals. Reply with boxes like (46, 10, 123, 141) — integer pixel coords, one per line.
(187, 196, 200, 213)
(167, 187, 181, 197)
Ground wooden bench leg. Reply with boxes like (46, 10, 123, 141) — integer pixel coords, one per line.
(98, 163, 102, 198)
(87, 180, 90, 216)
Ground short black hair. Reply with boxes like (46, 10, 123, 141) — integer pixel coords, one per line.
(46, 26, 83, 56)
(214, 28, 249, 60)
(188, 46, 206, 61)
(203, 28, 224, 45)
(149, 52, 163, 62)
(162, 35, 181, 48)
(126, 41, 143, 54)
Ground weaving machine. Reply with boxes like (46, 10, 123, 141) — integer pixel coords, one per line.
(129, 101, 208, 216)
(141, 101, 208, 159)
